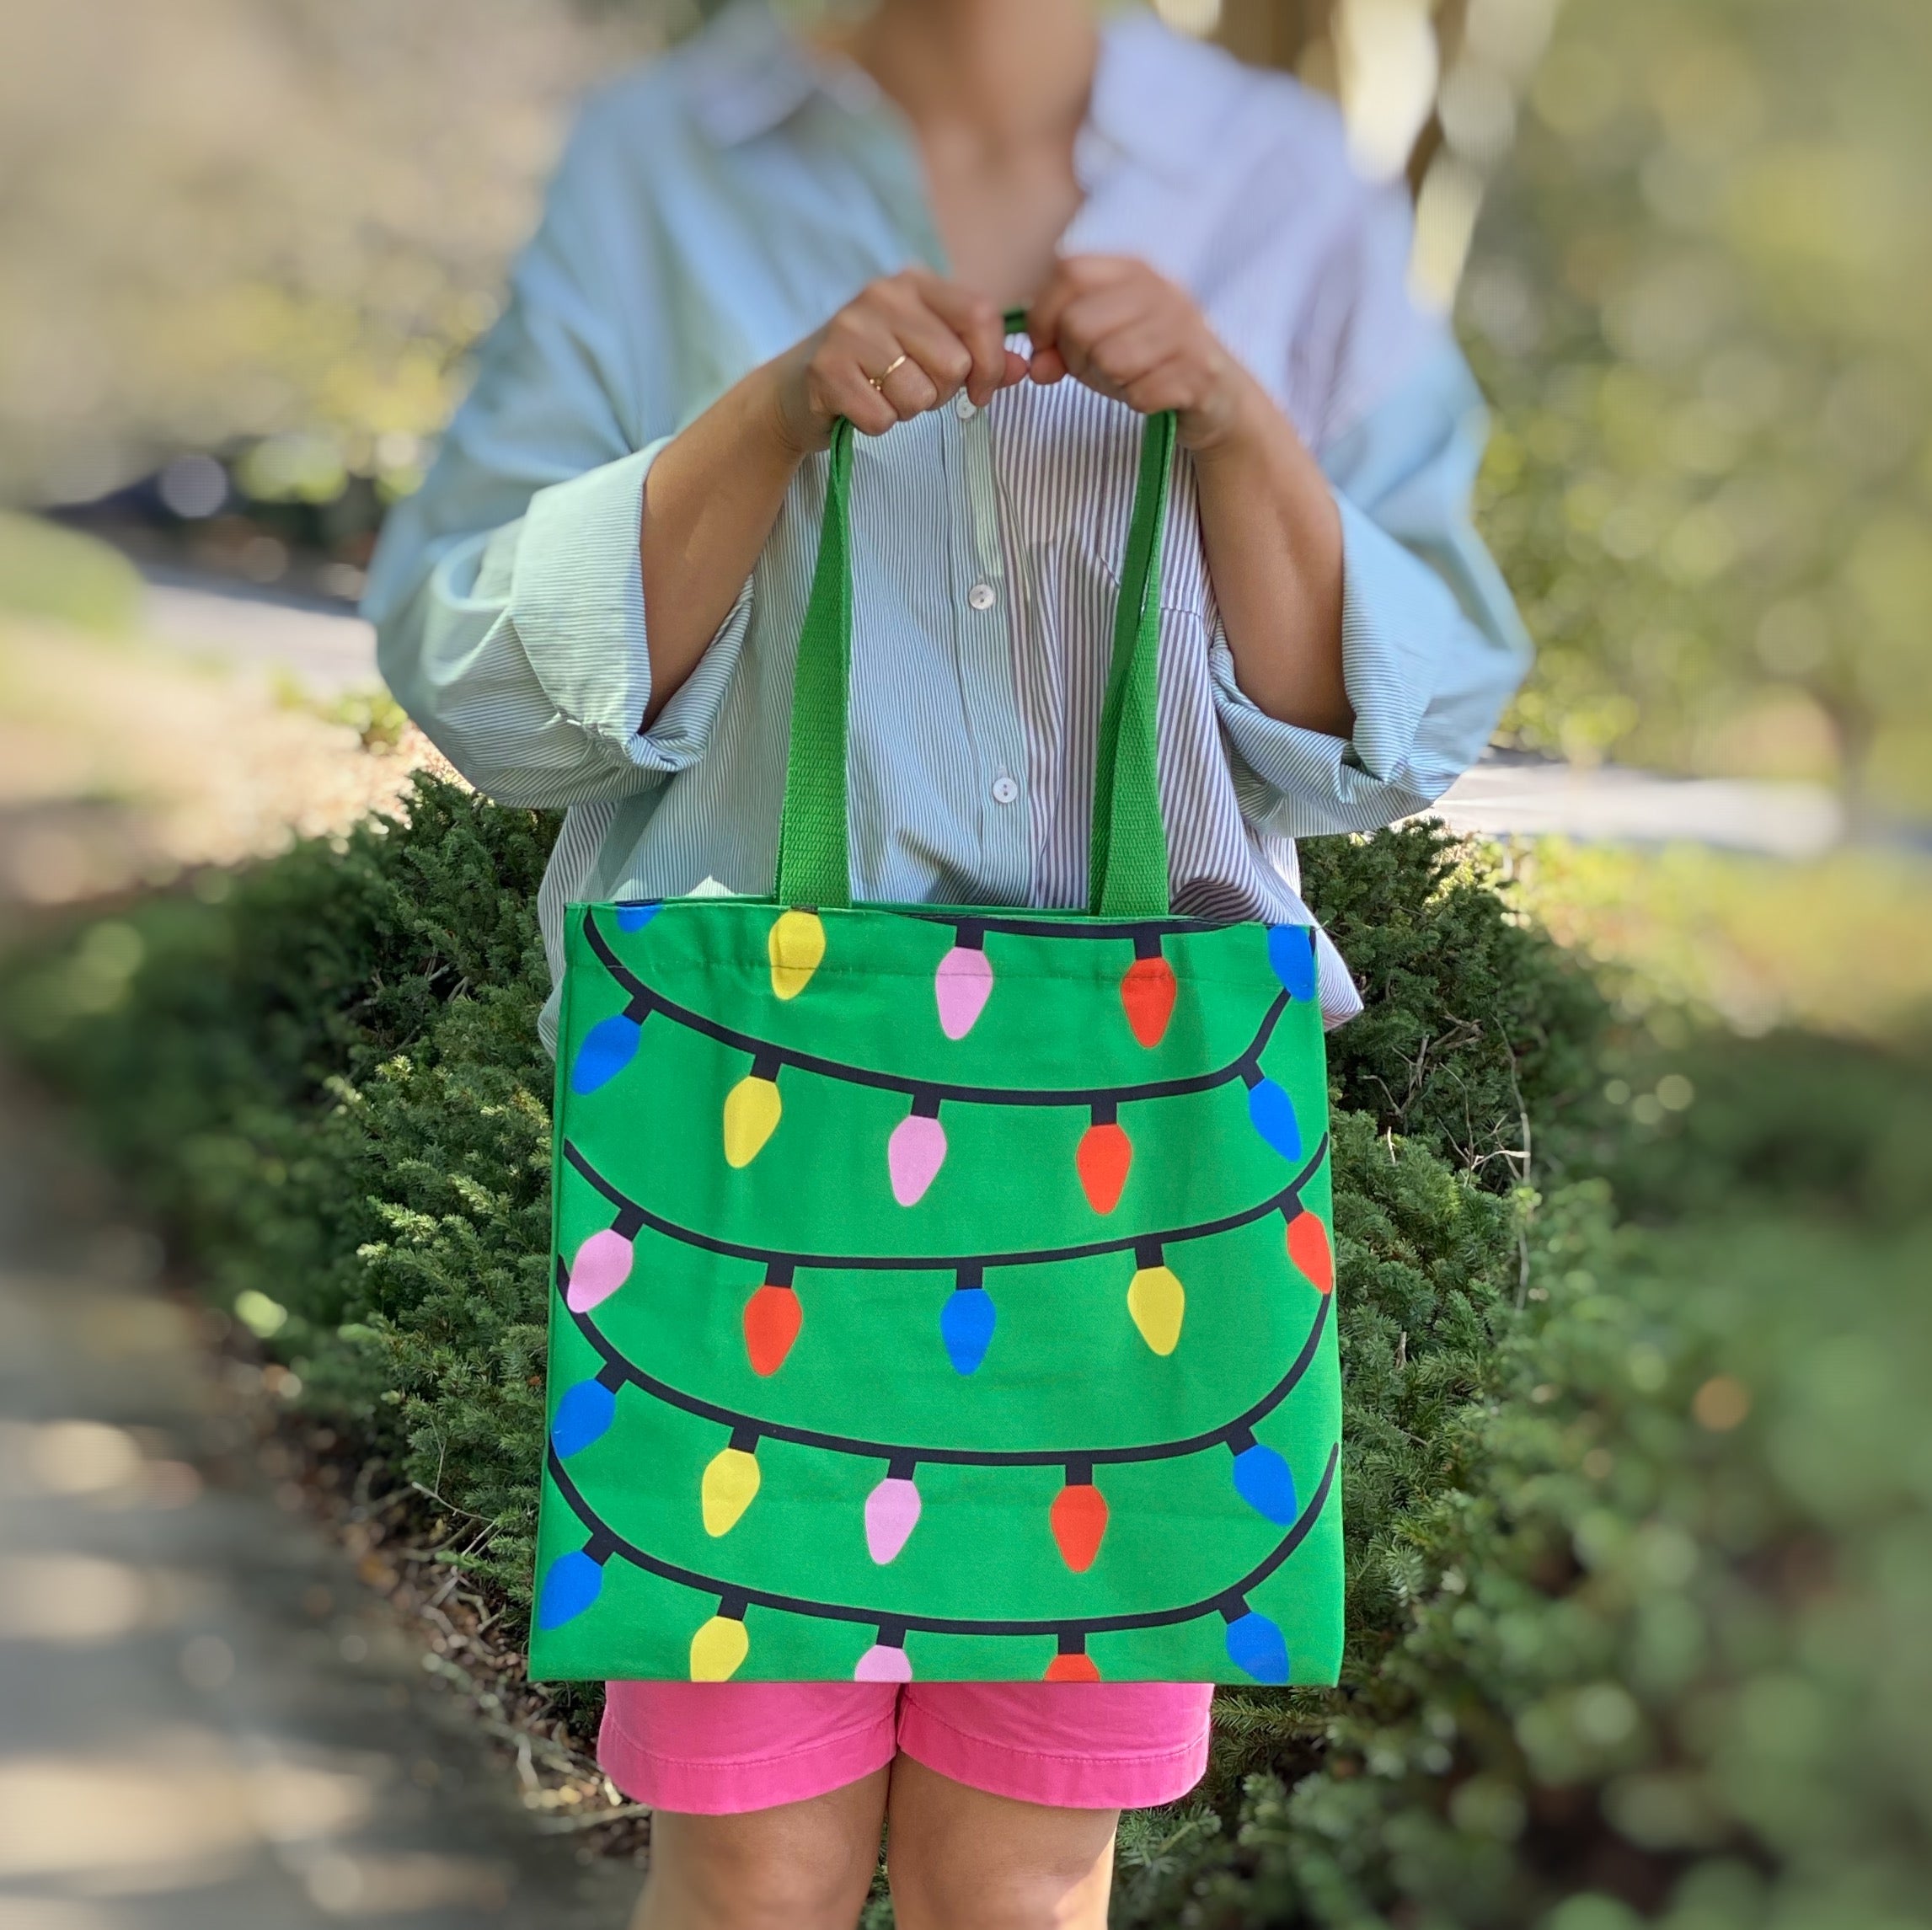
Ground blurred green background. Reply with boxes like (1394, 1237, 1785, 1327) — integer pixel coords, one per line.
(1467, 0, 1932, 818)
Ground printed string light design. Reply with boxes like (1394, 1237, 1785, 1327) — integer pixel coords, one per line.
(909, 910, 1230, 1046)
(599, 903, 1285, 1046)
(559, 1134, 1335, 1373)
(907, 916, 1319, 1054)
(543, 902, 1335, 1684)
(551, 1255, 1330, 1554)
(573, 907, 1319, 1216)
(576, 910, 1317, 1104)
(543, 1438, 1341, 1686)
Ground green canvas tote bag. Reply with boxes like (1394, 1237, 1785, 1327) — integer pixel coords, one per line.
(531, 402, 1342, 1687)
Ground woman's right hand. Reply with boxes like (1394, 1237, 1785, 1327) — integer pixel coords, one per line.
(767, 270, 1029, 452)
(643, 275, 1022, 724)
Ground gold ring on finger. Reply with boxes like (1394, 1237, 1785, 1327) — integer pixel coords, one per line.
(868, 352, 910, 390)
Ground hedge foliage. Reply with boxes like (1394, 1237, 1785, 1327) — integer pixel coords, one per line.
(6, 779, 1928, 1928)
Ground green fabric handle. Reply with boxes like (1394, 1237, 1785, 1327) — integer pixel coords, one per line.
(775, 415, 856, 908)
(776, 333, 1175, 917)
(1088, 407, 1175, 918)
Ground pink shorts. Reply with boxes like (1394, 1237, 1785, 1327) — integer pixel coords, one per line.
(600, 1680, 1214, 1815)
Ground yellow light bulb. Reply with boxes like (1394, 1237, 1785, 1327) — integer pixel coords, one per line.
(723, 1074, 783, 1168)
(701, 1446, 763, 1536)
(1127, 1264, 1185, 1356)
(689, 1613, 750, 1682)
(769, 910, 826, 1000)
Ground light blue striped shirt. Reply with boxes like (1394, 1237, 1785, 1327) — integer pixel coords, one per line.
(365, 0, 1531, 1043)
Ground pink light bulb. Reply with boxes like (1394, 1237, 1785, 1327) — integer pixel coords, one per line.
(888, 1113, 948, 1207)
(934, 945, 994, 1040)
(566, 1230, 634, 1313)
(854, 1643, 914, 1683)
(864, 1475, 923, 1564)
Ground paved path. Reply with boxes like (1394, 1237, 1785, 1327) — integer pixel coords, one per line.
(1429, 754, 1844, 859)
(0, 1071, 638, 1930)
(142, 569, 384, 701)
(139, 569, 1848, 858)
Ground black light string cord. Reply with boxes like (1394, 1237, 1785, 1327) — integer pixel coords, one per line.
(611, 905, 1225, 941)
(560, 1274, 1331, 1469)
(547, 1441, 1339, 1639)
(561, 1134, 1330, 1276)
(584, 914, 1292, 1109)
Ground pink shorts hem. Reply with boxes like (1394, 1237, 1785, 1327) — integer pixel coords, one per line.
(897, 1698, 1212, 1810)
(599, 1680, 1213, 1817)
(600, 1708, 898, 1816)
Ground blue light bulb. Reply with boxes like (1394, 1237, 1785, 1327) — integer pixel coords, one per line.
(1267, 923, 1317, 1002)
(616, 902, 662, 933)
(572, 1013, 642, 1094)
(940, 1286, 997, 1377)
(537, 1550, 605, 1630)
(1225, 1610, 1290, 1684)
(550, 1378, 617, 1458)
(1232, 1442, 1298, 1523)
(1248, 1079, 1302, 1161)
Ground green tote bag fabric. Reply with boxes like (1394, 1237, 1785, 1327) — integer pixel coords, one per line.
(531, 402, 1342, 1687)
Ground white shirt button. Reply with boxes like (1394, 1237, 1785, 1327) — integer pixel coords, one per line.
(991, 775, 1020, 805)
(967, 582, 996, 612)
(955, 393, 977, 420)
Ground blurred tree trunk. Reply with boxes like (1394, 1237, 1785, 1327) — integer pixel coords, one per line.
(1213, 0, 1462, 199)
(1216, 0, 1334, 70)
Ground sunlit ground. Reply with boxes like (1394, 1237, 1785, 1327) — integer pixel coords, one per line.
(0, 517, 443, 922)
(1514, 839, 1932, 1042)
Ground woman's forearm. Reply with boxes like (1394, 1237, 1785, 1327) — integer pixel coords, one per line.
(640, 362, 804, 726)
(639, 272, 1022, 728)
(1192, 379, 1352, 740)
(1024, 257, 1352, 740)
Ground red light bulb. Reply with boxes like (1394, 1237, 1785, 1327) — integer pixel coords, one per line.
(1050, 1478, 1109, 1573)
(1075, 1119, 1132, 1215)
(743, 1279, 802, 1376)
(1045, 1649, 1102, 1683)
(1286, 1211, 1334, 1296)
(1119, 955, 1177, 1048)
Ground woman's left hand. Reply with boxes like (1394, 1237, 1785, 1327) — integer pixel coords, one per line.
(1032, 255, 1351, 737)
(1026, 255, 1263, 453)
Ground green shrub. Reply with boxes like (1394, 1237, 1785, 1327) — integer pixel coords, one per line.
(1606, 1026, 1932, 1232)
(1303, 826, 1609, 1186)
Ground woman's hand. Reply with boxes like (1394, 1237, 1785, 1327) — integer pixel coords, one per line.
(1032, 254, 1352, 737)
(768, 269, 1030, 452)
(1027, 255, 1264, 454)
(643, 272, 1024, 723)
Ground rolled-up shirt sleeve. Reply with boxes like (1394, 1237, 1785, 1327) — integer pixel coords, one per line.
(1214, 171, 1533, 837)
(363, 98, 749, 809)
(1216, 344, 1531, 836)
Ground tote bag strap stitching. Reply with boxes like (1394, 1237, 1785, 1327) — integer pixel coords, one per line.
(1088, 408, 1175, 918)
(775, 350, 1175, 917)
(775, 415, 855, 908)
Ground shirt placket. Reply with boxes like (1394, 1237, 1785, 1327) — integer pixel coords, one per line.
(942, 393, 1032, 902)
(817, 93, 1036, 904)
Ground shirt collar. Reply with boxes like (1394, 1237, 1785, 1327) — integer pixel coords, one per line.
(1080, 9, 1223, 188)
(685, 0, 1213, 187)
(685, 0, 882, 147)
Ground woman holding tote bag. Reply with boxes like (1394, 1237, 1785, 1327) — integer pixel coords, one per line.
(367, 0, 1529, 1923)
